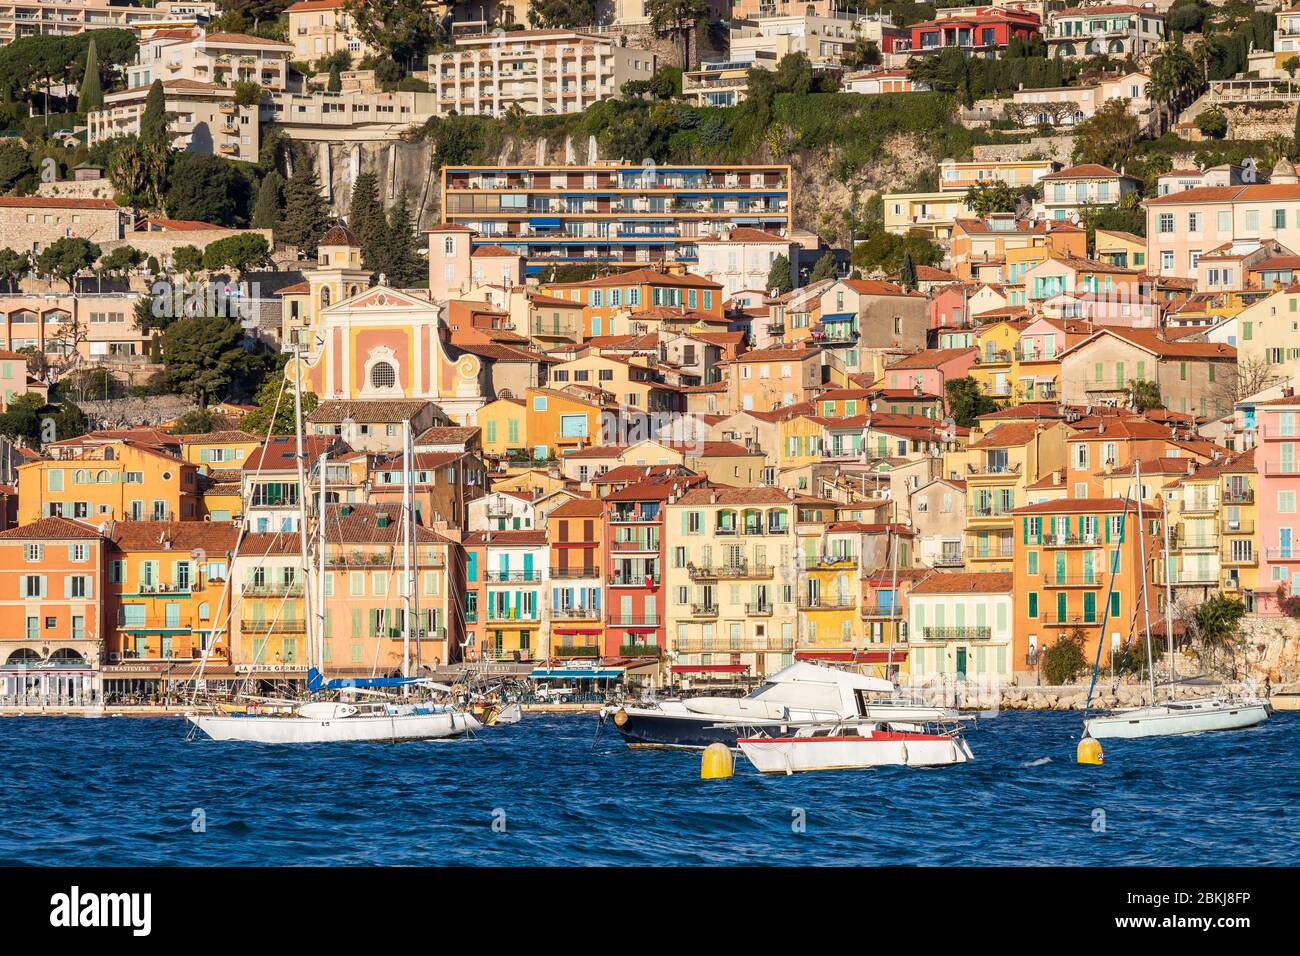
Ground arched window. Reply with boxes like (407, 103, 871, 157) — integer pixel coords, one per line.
(103, 448, 114, 461)
(370, 362, 396, 390)
(96, 470, 112, 483)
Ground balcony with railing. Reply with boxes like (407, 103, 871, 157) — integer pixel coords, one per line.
(689, 603, 719, 618)
(933, 550, 965, 567)
(797, 595, 857, 611)
(687, 561, 772, 580)
(966, 461, 1021, 478)
(1264, 547, 1300, 561)
(610, 536, 660, 552)
(550, 565, 600, 579)
(1042, 574, 1103, 588)
(486, 609, 541, 624)
(860, 604, 902, 619)
(805, 555, 857, 570)
(607, 573, 654, 587)
(609, 508, 661, 523)
(1219, 518, 1255, 534)
(241, 581, 304, 598)
(485, 570, 544, 583)
(1220, 549, 1257, 567)
(1222, 487, 1254, 504)
(1025, 533, 1105, 548)
(118, 617, 193, 633)
(966, 544, 1015, 560)
(675, 637, 794, 653)
(922, 626, 992, 641)
(554, 643, 600, 658)
(744, 602, 774, 616)
(552, 606, 603, 621)
(240, 618, 307, 634)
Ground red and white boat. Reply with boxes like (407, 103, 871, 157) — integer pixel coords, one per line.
(737, 720, 974, 774)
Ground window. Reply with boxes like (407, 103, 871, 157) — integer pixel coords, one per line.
(370, 362, 396, 389)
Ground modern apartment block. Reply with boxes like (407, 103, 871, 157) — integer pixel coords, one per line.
(0, 0, 214, 46)
(88, 79, 260, 163)
(440, 162, 793, 274)
(427, 30, 656, 119)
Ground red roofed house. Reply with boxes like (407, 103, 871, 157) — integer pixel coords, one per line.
(0, 196, 125, 250)
(880, 348, 978, 405)
(906, 7, 1041, 57)
(1040, 164, 1143, 220)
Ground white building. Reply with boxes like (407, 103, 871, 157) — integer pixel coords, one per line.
(696, 226, 800, 300)
(427, 30, 656, 118)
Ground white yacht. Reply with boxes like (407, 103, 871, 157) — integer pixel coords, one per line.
(738, 718, 973, 773)
(603, 661, 957, 750)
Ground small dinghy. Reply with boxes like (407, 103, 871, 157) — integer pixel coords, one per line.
(737, 719, 973, 774)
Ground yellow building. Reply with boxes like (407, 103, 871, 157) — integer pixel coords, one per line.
(778, 413, 825, 472)
(882, 191, 970, 239)
(1095, 229, 1148, 270)
(969, 320, 1024, 403)
(178, 431, 261, 468)
(479, 398, 526, 459)
(664, 488, 797, 678)
(19, 439, 202, 524)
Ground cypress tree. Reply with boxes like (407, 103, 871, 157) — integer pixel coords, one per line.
(348, 170, 383, 270)
(899, 250, 918, 290)
(252, 171, 284, 230)
(79, 38, 102, 114)
(140, 80, 169, 148)
(327, 64, 342, 93)
(278, 159, 331, 256)
(378, 189, 423, 288)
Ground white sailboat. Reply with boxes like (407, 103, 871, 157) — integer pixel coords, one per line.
(187, 358, 481, 743)
(1084, 462, 1270, 740)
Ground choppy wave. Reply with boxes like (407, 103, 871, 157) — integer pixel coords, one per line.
(2, 711, 1297, 866)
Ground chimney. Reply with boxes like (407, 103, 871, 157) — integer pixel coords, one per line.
(1054, 471, 1063, 486)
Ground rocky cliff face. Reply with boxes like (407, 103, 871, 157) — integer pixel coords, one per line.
(305, 124, 928, 246)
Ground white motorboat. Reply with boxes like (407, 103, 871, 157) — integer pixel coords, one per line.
(1084, 696, 1270, 740)
(738, 719, 974, 774)
(605, 661, 958, 749)
(493, 702, 523, 725)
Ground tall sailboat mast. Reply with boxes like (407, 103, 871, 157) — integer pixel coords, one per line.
(292, 346, 316, 678)
(401, 418, 413, 683)
(317, 448, 328, 680)
(1162, 493, 1175, 691)
(1133, 459, 1157, 708)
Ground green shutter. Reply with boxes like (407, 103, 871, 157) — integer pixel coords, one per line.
(1028, 592, 1038, 618)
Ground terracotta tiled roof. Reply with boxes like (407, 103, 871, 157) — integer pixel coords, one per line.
(968, 421, 1049, 449)
(886, 348, 975, 370)
(307, 399, 431, 424)
(244, 435, 336, 471)
(0, 517, 102, 540)
(1040, 163, 1130, 180)
(549, 497, 606, 517)
(464, 529, 549, 545)
(1011, 497, 1129, 514)
(108, 521, 240, 551)
(911, 571, 1013, 594)
(675, 487, 795, 505)
(414, 425, 479, 445)
(319, 224, 359, 247)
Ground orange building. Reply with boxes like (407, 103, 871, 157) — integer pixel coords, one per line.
(102, 522, 240, 698)
(1011, 497, 1162, 684)
(0, 516, 106, 704)
(539, 268, 725, 338)
(548, 497, 606, 660)
(17, 439, 201, 524)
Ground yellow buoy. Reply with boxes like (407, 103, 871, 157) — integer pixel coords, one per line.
(1077, 734, 1104, 766)
(700, 742, 734, 779)
(613, 708, 629, 727)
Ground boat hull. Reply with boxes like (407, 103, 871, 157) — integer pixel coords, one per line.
(738, 732, 973, 773)
(1085, 701, 1269, 740)
(187, 710, 482, 744)
(610, 703, 958, 750)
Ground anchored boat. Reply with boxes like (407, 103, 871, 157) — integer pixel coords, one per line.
(737, 718, 973, 773)
(603, 661, 958, 750)
(1079, 464, 1271, 745)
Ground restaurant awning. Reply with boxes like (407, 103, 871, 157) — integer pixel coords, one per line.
(530, 668, 623, 680)
(795, 650, 909, 663)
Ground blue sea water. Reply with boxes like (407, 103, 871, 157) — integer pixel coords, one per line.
(2, 711, 1296, 866)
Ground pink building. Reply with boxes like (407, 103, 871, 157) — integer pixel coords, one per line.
(880, 347, 977, 404)
(1249, 392, 1300, 612)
